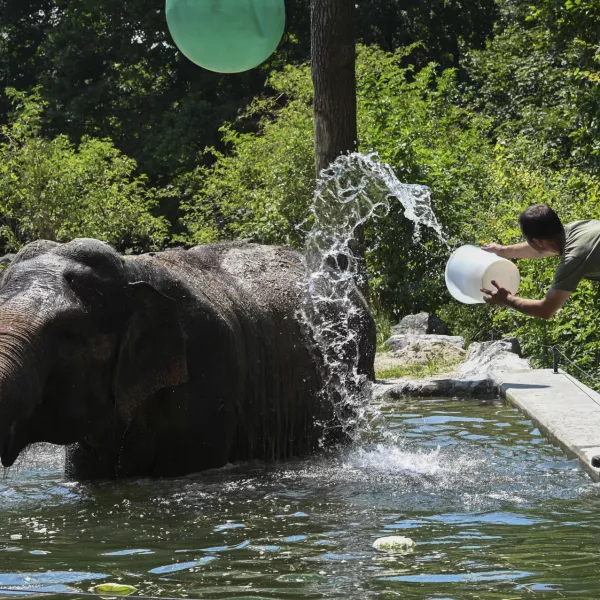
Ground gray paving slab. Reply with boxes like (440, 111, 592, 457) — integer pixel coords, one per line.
(493, 368, 600, 481)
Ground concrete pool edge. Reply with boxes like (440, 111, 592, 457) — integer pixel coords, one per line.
(493, 368, 600, 482)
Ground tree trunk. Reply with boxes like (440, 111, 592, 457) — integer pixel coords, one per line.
(310, 0, 370, 301)
(310, 0, 357, 177)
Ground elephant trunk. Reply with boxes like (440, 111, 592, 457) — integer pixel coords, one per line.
(0, 306, 47, 467)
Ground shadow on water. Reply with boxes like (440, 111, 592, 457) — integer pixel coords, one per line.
(501, 383, 550, 390)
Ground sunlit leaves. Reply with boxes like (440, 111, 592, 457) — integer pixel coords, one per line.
(0, 89, 169, 253)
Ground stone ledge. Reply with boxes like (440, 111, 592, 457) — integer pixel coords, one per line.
(492, 369, 600, 482)
(374, 362, 600, 482)
(373, 376, 494, 399)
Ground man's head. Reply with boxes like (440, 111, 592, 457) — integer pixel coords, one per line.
(519, 204, 565, 253)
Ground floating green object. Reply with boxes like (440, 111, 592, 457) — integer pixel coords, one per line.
(91, 583, 137, 596)
(166, 0, 285, 73)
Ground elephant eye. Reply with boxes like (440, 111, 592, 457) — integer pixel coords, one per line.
(64, 269, 102, 305)
(52, 310, 88, 359)
(55, 328, 85, 361)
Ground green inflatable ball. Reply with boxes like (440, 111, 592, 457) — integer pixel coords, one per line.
(166, 0, 285, 73)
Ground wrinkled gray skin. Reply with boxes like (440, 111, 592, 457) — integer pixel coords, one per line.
(0, 239, 375, 479)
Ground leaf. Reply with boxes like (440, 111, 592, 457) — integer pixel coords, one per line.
(91, 584, 137, 596)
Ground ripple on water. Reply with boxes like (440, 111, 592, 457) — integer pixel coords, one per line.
(0, 398, 598, 599)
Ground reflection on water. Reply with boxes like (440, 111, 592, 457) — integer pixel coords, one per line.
(2, 398, 600, 599)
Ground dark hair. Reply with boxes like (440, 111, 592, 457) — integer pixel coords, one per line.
(519, 204, 564, 241)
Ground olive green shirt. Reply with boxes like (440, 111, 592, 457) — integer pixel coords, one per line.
(552, 220, 600, 292)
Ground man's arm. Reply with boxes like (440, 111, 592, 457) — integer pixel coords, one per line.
(483, 243, 555, 259)
(480, 281, 571, 319)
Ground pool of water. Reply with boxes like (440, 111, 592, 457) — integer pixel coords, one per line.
(1, 397, 600, 599)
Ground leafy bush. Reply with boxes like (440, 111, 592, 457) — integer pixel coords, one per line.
(439, 137, 600, 381)
(178, 65, 315, 248)
(356, 45, 494, 314)
(0, 89, 169, 254)
(465, 0, 600, 171)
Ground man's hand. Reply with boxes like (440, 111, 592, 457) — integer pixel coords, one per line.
(482, 243, 505, 256)
(480, 284, 571, 319)
(480, 280, 511, 306)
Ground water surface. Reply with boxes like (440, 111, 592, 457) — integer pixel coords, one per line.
(2, 397, 599, 599)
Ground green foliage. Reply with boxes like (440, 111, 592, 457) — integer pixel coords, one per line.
(442, 0, 600, 384)
(375, 354, 462, 380)
(178, 65, 315, 247)
(182, 45, 495, 315)
(372, 300, 394, 353)
(466, 0, 600, 170)
(439, 138, 600, 383)
(354, 0, 496, 69)
(0, 0, 496, 196)
(356, 45, 494, 314)
(0, 89, 168, 253)
(182, 36, 600, 386)
(0, 0, 312, 187)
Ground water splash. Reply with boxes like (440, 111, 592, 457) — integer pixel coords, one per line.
(3, 443, 65, 479)
(300, 152, 447, 441)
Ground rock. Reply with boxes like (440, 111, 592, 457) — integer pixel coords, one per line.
(374, 337, 531, 398)
(374, 353, 408, 374)
(465, 337, 522, 360)
(392, 312, 449, 336)
(373, 377, 494, 398)
(373, 536, 416, 553)
(385, 333, 465, 353)
(458, 338, 530, 379)
(390, 339, 466, 366)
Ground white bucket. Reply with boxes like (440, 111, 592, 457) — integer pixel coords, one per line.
(445, 245, 520, 304)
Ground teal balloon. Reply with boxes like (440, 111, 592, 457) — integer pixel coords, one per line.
(166, 0, 286, 73)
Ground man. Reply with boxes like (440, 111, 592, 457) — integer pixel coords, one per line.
(481, 204, 600, 319)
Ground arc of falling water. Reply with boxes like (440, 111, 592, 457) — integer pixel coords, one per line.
(299, 152, 447, 443)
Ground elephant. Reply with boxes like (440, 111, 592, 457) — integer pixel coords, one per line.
(0, 238, 375, 479)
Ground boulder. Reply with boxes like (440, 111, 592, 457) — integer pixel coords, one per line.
(458, 338, 530, 379)
(390, 339, 466, 366)
(385, 333, 465, 353)
(392, 312, 449, 336)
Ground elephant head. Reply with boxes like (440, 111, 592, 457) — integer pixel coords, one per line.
(0, 239, 188, 469)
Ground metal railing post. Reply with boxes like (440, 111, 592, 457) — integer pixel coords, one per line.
(552, 346, 559, 374)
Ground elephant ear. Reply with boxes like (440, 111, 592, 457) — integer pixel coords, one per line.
(115, 281, 188, 422)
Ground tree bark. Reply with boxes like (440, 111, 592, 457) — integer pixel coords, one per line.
(311, 0, 369, 302)
(311, 0, 369, 301)
(310, 0, 357, 177)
